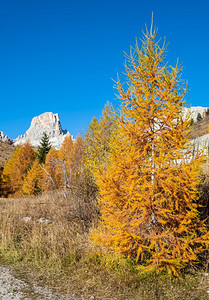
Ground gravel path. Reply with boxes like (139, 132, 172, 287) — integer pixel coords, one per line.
(0, 264, 208, 299)
(0, 265, 88, 300)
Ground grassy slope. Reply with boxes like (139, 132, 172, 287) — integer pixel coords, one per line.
(0, 141, 14, 168)
(189, 115, 209, 140)
(0, 195, 208, 299)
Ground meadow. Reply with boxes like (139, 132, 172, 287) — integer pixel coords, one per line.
(0, 193, 208, 299)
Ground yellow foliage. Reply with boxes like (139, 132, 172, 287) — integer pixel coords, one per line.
(3, 142, 36, 195)
(91, 24, 209, 275)
(43, 135, 88, 197)
(57, 135, 74, 189)
(57, 135, 85, 195)
(22, 159, 44, 195)
(43, 147, 60, 191)
(58, 135, 74, 163)
(85, 103, 116, 175)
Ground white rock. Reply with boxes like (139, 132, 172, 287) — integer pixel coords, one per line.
(38, 217, 52, 224)
(22, 217, 32, 222)
(0, 131, 12, 143)
(14, 112, 73, 149)
(182, 106, 209, 121)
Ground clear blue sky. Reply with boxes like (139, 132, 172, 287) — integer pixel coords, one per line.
(0, 0, 208, 139)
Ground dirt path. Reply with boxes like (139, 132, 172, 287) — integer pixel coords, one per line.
(0, 265, 87, 300)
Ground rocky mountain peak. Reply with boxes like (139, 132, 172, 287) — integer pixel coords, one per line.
(14, 112, 71, 149)
(30, 112, 63, 135)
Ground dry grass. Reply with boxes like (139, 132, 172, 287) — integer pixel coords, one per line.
(0, 194, 208, 299)
(0, 141, 14, 168)
(199, 162, 209, 228)
(189, 115, 209, 140)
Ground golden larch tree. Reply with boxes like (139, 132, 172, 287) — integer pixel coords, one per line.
(3, 142, 36, 195)
(92, 25, 209, 275)
(2, 145, 21, 196)
(70, 135, 85, 195)
(42, 147, 60, 192)
(85, 103, 116, 175)
(57, 134, 85, 197)
(22, 159, 44, 195)
(57, 135, 74, 195)
(58, 135, 74, 163)
(42, 136, 77, 196)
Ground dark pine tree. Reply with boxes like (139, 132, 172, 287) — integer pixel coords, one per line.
(37, 132, 51, 164)
(196, 112, 202, 122)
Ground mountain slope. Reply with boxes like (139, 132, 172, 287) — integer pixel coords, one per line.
(0, 141, 15, 167)
(189, 115, 209, 140)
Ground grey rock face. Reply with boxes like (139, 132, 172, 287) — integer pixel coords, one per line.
(29, 112, 63, 136)
(14, 112, 72, 149)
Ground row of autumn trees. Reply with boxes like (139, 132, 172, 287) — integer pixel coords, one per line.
(0, 23, 209, 276)
(0, 104, 115, 200)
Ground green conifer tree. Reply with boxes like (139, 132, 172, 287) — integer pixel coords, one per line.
(196, 112, 202, 122)
(37, 132, 51, 164)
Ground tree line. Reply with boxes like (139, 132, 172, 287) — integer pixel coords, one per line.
(0, 103, 114, 199)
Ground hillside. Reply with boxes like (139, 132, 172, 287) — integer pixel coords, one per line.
(0, 141, 15, 168)
(189, 114, 209, 139)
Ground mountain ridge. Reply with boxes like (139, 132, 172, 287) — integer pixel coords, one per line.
(13, 112, 73, 149)
(0, 107, 209, 149)
(0, 112, 72, 149)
